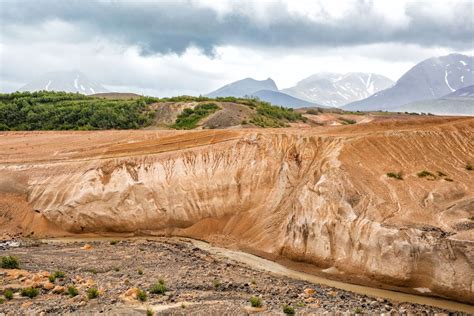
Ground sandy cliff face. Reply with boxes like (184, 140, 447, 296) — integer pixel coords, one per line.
(0, 117, 473, 303)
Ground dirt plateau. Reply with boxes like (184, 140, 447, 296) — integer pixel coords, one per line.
(0, 116, 473, 304)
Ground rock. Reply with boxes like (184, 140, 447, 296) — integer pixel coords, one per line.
(81, 244, 93, 250)
(52, 286, 65, 294)
(303, 288, 315, 296)
(43, 282, 55, 290)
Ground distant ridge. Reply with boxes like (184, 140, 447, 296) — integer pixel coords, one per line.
(20, 70, 108, 95)
(344, 54, 474, 111)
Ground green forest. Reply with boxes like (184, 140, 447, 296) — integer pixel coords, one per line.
(0, 91, 304, 130)
(0, 91, 156, 130)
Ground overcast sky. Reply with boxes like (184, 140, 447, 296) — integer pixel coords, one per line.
(1, 0, 473, 96)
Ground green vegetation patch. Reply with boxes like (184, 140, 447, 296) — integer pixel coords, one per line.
(386, 172, 403, 180)
(150, 279, 167, 295)
(171, 103, 220, 130)
(0, 91, 156, 131)
(249, 296, 262, 308)
(417, 170, 435, 179)
(466, 163, 473, 171)
(87, 287, 99, 299)
(283, 305, 295, 315)
(21, 287, 39, 298)
(338, 117, 356, 125)
(250, 100, 304, 128)
(1, 256, 19, 269)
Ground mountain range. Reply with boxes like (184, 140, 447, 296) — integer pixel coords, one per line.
(17, 54, 474, 115)
(19, 70, 107, 95)
(344, 54, 473, 111)
(282, 72, 394, 107)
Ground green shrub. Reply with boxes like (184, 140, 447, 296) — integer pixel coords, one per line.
(146, 309, 154, 316)
(213, 279, 221, 289)
(386, 172, 403, 180)
(1, 256, 19, 269)
(21, 287, 39, 298)
(137, 289, 147, 302)
(171, 103, 220, 130)
(67, 286, 79, 297)
(138, 269, 143, 275)
(87, 287, 99, 299)
(150, 279, 167, 295)
(306, 109, 319, 115)
(338, 117, 356, 125)
(4, 289, 13, 300)
(0, 91, 155, 131)
(282, 305, 295, 315)
(417, 170, 435, 178)
(110, 240, 118, 245)
(48, 275, 56, 283)
(0, 297, 4, 304)
(354, 307, 362, 314)
(437, 171, 447, 177)
(249, 296, 262, 308)
(466, 163, 473, 171)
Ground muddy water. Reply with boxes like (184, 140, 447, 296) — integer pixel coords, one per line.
(42, 236, 474, 313)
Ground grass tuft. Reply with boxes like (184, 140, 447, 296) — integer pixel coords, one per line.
(1, 256, 19, 269)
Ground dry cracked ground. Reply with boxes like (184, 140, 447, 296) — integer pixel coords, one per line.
(0, 238, 459, 315)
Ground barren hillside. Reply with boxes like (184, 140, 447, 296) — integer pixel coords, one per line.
(0, 116, 473, 303)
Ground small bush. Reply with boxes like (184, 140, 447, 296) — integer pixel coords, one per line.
(354, 307, 362, 314)
(0, 298, 4, 304)
(1, 256, 19, 269)
(4, 289, 13, 300)
(138, 269, 143, 275)
(306, 109, 319, 115)
(110, 240, 119, 245)
(48, 275, 56, 283)
(386, 172, 403, 180)
(87, 287, 99, 299)
(50, 271, 65, 281)
(249, 296, 262, 308)
(114, 267, 120, 272)
(21, 287, 39, 298)
(137, 289, 147, 302)
(213, 279, 221, 289)
(282, 305, 295, 315)
(150, 279, 167, 295)
(444, 178, 454, 182)
(67, 286, 79, 297)
(466, 163, 473, 171)
(146, 309, 154, 316)
(339, 117, 356, 125)
(417, 170, 435, 178)
(437, 171, 447, 177)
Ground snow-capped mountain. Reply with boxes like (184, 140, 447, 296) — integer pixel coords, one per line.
(281, 72, 394, 107)
(207, 77, 278, 98)
(344, 54, 474, 111)
(19, 70, 107, 95)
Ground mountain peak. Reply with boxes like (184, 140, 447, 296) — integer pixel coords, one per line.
(207, 77, 278, 98)
(20, 70, 108, 95)
(344, 53, 474, 111)
(282, 72, 394, 107)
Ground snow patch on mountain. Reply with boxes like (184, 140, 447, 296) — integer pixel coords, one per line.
(20, 70, 108, 95)
(282, 72, 394, 107)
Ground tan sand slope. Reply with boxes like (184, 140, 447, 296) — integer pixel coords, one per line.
(0, 116, 473, 303)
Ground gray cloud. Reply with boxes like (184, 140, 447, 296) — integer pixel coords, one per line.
(1, 0, 472, 56)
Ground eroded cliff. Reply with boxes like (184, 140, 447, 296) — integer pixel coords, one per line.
(0, 117, 473, 303)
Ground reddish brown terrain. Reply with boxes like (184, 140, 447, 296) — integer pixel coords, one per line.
(0, 116, 473, 308)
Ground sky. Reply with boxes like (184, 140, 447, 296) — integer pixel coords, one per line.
(0, 0, 473, 96)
